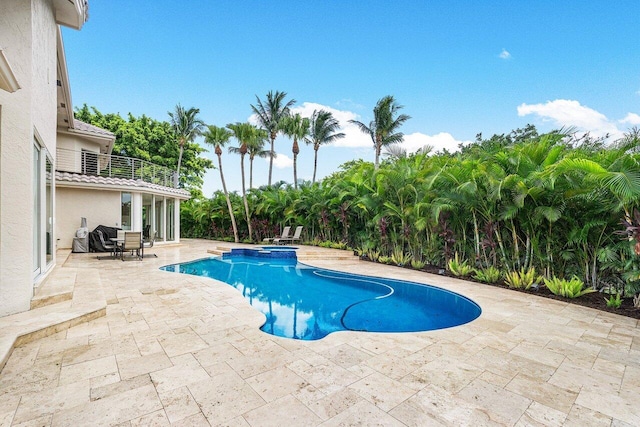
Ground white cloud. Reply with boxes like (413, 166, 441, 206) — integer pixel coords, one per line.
(499, 49, 511, 60)
(401, 132, 472, 153)
(290, 102, 373, 148)
(517, 99, 623, 139)
(290, 102, 471, 154)
(269, 153, 293, 169)
(620, 112, 640, 126)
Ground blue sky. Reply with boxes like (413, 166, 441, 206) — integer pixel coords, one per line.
(62, 1, 640, 194)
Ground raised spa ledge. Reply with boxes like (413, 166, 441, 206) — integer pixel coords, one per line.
(223, 247, 298, 259)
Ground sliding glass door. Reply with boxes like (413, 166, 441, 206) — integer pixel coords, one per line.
(33, 143, 41, 276)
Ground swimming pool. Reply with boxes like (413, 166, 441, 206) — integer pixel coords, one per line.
(161, 255, 481, 340)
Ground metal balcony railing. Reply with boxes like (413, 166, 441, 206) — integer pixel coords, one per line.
(56, 148, 179, 188)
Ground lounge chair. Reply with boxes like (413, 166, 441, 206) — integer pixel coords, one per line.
(263, 226, 291, 243)
(275, 226, 303, 245)
(122, 231, 142, 261)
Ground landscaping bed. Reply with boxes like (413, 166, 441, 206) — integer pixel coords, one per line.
(369, 259, 640, 320)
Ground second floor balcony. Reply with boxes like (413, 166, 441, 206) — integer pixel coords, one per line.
(56, 148, 179, 189)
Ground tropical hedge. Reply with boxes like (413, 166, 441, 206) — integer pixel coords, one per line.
(182, 125, 640, 299)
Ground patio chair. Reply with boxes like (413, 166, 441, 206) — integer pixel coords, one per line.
(122, 231, 142, 261)
(275, 226, 303, 245)
(264, 226, 291, 243)
(142, 231, 158, 258)
(96, 229, 118, 259)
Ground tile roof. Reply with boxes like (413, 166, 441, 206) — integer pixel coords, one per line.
(72, 119, 115, 138)
(56, 171, 191, 198)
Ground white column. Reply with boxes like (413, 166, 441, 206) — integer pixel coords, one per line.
(132, 192, 142, 231)
(174, 199, 181, 243)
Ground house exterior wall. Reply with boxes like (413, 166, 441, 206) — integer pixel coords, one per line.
(56, 132, 102, 173)
(0, 0, 58, 316)
(56, 187, 121, 249)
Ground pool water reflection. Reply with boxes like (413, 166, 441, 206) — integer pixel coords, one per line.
(161, 255, 481, 340)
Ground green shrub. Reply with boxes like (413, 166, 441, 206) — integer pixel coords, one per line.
(390, 248, 412, 266)
(543, 276, 595, 298)
(473, 266, 502, 284)
(331, 241, 348, 250)
(410, 259, 426, 270)
(366, 250, 380, 262)
(378, 255, 392, 264)
(504, 266, 540, 290)
(605, 293, 622, 308)
(448, 253, 474, 277)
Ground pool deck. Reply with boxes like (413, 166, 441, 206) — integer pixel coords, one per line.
(1, 239, 639, 426)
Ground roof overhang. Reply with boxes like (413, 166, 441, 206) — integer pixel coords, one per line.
(56, 25, 115, 156)
(56, 172, 192, 200)
(53, 0, 89, 30)
(0, 49, 20, 92)
(56, 28, 75, 131)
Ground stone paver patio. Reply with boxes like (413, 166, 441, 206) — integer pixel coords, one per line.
(1, 239, 639, 426)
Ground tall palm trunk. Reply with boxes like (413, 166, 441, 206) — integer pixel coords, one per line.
(374, 136, 382, 169)
(216, 147, 239, 243)
(239, 144, 252, 240)
(313, 146, 319, 183)
(176, 140, 185, 185)
(292, 138, 299, 189)
(268, 132, 276, 186)
(249, 154, 255, 189)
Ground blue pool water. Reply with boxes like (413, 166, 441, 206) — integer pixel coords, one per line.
(161, 254, 481, 340)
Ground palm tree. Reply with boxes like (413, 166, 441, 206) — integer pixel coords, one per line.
(228, 122, 260, 240)
(349, 95, 411, 169)
(202, 125, 239, 243)
(246, 129, 269, 189)
(167, 104, 205, 184)
(305, 110, 345, 183)
(251, 91, 296, 186)
(281, 113, 310, 189)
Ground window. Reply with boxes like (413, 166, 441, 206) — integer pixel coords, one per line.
(81, 149, 98, 175)
(46, 156, 53, 265)
(121, 192, 131, 230)
(142, 193, 152, 239)
(155, 197, 164, 239)
(166, 198, 175, 241)
(33, 143, 41, 274)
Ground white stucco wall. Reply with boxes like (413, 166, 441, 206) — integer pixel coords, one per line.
(0, 0, 58, 316)
(56, 187, 121, 249)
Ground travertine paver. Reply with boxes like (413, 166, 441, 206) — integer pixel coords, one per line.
(1, 239, 639, 426)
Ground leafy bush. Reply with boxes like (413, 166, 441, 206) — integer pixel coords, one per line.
(378, 255, 392, 264)
(504, 267, 540, 290)
(332, 241, 349, 250)
(390, 248, 412, 266)
(605, 292, 622, 308)
(366, 250, 380, 262)
(410, 259, 426, 270)
(448, 253, 474, 277)
(543, 276, 595, 298)
(473, 266, 502, 284)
